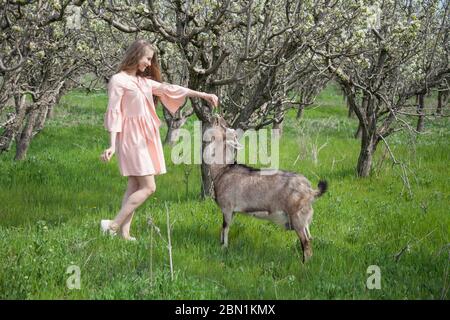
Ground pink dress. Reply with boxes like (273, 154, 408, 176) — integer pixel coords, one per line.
(104, 71, 189, 176)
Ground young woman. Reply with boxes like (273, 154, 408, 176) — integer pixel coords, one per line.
(100, 39, 219, 240)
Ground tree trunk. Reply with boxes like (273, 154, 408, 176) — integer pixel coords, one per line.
(356, 135, 377, 177)
(354, 123, 363, 139)
(436, 90, 448, 115)
(46, 105, 55, 120)
(273, 119, 283, 138)
(416, 93, 425, 132)
(200, 120, 214, 199)
(296, 106, 304, 119)
(47, 86, 66, 120)
(164, 117, 187, 146)
(342, 87, 354, 118)
(164, 124, 179, 145)
(357, 94, 379, 177)
(436, 90, 442, 115)
(348, 104, 354, 118)
(201, 161, 214, 199)
(0, 95, 27, 154)
(15, 108, 39, 161)
(35, 105, 49, 133)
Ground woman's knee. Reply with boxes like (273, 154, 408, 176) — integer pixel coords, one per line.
(128, 176, 139, 190)
(142, 185, 156, 197)
(137, 175, 156, 197)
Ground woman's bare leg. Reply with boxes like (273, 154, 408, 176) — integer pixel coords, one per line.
(111, 175, 156, 231)
(119, 176, 139, 239)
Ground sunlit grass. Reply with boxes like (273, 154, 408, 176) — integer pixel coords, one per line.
(0, 83, 448, 299)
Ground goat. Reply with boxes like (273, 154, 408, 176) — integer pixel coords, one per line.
(206, 116, 328, 263)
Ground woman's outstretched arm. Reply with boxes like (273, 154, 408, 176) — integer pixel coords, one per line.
(148, 79, 219, 113)
(184, 88, 219, 108)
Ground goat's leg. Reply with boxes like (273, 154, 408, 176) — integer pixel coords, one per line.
(297, 227, 312, 263)
(291, 212, 312, 263)
(305, 210, 313, 240)
(221, 210, 233, 248)
(305, 225, 313, 240)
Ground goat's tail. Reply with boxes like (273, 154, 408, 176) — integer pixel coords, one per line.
(314, 180, 328, 198)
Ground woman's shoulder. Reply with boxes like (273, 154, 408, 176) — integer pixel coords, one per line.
(109, 71, 132, 88)
(142, 76, 168, 87)
(110, 71, 127, 82)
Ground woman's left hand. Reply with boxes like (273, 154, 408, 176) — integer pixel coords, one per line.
(203, 93, 219, 108)
(100, 146, 115, 162)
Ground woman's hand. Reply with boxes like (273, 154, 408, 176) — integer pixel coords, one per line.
(202, 93, 219, 108)
(100, 146, 115, 162)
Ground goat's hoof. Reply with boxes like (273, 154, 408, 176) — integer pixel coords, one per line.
(302, 252, 312, 263)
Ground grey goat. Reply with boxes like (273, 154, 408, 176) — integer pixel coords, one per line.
(206, 116, 327, 263)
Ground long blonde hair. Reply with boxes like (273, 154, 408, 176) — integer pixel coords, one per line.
(118, 39, 162, 106)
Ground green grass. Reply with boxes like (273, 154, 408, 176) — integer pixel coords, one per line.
(0, 83, 448, 299)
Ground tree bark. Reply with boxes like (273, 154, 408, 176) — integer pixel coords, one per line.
(416, 93, 425, 132)
(348, 104, 354, 118)
(200, 120, 215, 199)
(35, 105, 49, 133)
(296, 106, 304, 119)
(15, 108, 39, 161)
(164, 117, 188, 146)
(436, 90, 448, 115)
(273, 119, 283, 138)
(436, 90, 442, 115)
(354, 123, 363, 139)
(47, 89, 65, 120)
(46, 105, 55, 120)
(0, 95, 27, 154)
(201, 161, 214, 199)
(356, 134, 377, 177)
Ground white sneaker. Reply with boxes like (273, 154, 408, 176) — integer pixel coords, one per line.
(100, 220, 117, 236)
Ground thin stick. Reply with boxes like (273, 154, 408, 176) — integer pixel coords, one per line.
(165, 202, 174, 281)
(394, 228, 437, 262)
(379, 135, 413, 198)
(440, 251, 449, 300)
(293, 152, 301, 166)
(150, 225, 153, 287)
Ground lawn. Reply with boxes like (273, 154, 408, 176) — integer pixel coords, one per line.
(0, 83, 448, 299)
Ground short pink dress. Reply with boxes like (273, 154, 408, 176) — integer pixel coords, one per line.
(104, 71, 189, 176)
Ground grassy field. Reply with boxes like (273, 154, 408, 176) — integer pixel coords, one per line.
(0, 83, 448, 299)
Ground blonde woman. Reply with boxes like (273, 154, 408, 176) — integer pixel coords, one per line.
(100, 39, 219, 240)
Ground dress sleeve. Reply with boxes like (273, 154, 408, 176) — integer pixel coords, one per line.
(104, 76, 124, 132)
(149, 79, 189, 114)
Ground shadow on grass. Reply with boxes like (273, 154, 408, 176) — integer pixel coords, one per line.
(170, 222, 306, 268)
